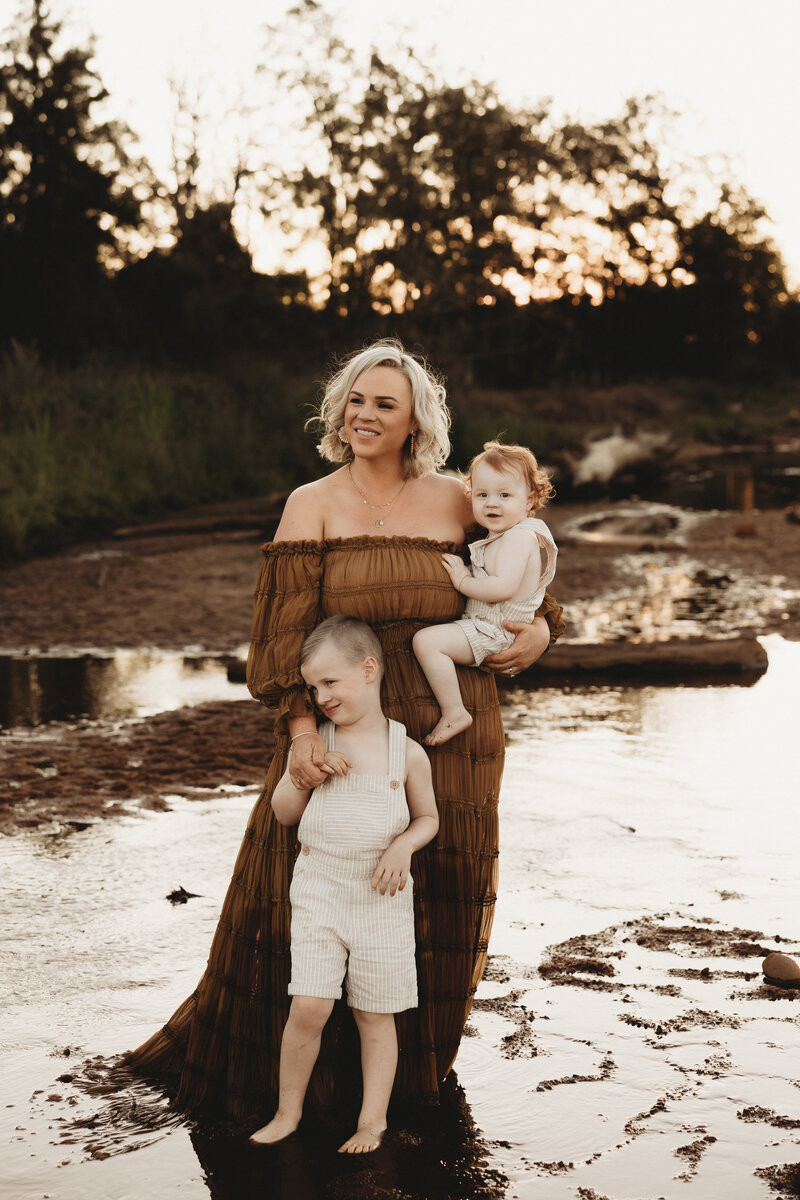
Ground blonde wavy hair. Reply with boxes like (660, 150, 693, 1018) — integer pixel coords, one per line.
(311, 339, 451, 478)
(466, 440, 555, 511)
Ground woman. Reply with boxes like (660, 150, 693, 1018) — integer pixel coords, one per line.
(128, 340, 563, 1122)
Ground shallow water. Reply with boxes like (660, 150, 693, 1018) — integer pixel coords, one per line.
(0, 648, 246, 728)
(2, 636, 799, 1199)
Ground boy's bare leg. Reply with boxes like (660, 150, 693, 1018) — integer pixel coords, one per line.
(339, 1009, 397, 1153)
(249, 996, 334, 1145)
(413, 624, 476, 745)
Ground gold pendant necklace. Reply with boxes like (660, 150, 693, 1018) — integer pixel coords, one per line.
(347, 464, 409, 528)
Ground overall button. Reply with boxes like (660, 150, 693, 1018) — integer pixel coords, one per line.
(301, 845, 310, 855)
(390, 780, 401, 789)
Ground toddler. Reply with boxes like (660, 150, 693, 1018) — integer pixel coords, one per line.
(249, 615, 438, 1153)
(413, 440, 557, 745)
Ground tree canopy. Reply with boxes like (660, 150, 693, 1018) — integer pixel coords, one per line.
(0, 0, 794, 378)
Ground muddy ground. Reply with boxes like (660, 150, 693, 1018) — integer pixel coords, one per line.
(1, 498, 799, 834)
(3, 498, 800, 1200)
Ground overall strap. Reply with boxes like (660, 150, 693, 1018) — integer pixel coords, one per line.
(320, 721, 334, 752)
(524, 516, 556, 548)
(387, 719, 407, 786)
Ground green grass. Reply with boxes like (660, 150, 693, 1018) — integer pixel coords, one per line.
(0, 345, 323, 558)
(2, 344, 799, 559)
(451, 377, 800, 465)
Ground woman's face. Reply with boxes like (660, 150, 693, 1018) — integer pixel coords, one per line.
(343, 366, 416, 463)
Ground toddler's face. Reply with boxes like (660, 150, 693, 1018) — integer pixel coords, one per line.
(301, 642, 373, 724)
(470, 462, 534, 533)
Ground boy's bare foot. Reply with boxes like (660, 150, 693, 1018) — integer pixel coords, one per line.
(338, 1125, 386, 1153)
(424, 710, 473, 746)
(248, 1112, 300, 1145)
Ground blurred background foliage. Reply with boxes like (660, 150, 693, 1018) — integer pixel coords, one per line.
(1, 0, 798, 556)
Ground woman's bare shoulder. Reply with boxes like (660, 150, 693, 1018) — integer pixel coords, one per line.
(417, 472, 473, 527)
(274, 475, 340, 541)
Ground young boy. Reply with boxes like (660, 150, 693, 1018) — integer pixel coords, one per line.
(249, 615, 438, 1153)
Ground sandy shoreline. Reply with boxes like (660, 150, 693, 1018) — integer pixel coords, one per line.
(2, 498, 800, 1199)
(2, 497, 799, 836)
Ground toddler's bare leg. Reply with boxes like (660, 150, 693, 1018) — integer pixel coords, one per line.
(413, 623, 476, 745)
(249, 996, 334, 1145)
(338, 1010, 397, 1153)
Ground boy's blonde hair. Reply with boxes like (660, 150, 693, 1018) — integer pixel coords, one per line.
(466, 440, 554, 512)
(300, 615, 384, 679)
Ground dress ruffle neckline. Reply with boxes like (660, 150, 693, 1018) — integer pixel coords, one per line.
(260, 534, 464, 555)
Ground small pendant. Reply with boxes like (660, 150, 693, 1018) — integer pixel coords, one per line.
(376, 519, 384, 527)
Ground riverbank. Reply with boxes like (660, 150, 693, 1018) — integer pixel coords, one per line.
(1, 498, 799, 835)
(1, 497, 798, 651)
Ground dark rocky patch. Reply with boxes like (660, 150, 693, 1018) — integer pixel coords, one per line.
(754, 1162, 800, 1197)
(739, 1107, 800, 1130)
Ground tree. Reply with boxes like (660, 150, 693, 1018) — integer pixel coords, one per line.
(258, 3, 564, 333)
(0, 1, 149, 355)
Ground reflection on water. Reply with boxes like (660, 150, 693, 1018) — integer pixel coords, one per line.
(1, 637, 798, 1198)
(568, 553, 796, 643)
(0, 649, 247, 728)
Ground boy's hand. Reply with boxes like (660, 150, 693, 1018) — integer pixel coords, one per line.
(319, 750, 352, 777)
(371, 843, 412, 896)
(441, 552, 470, 591)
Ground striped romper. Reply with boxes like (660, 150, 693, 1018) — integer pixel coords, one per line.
(288, 719, 418, 1014)
(456, 515, 558, 666)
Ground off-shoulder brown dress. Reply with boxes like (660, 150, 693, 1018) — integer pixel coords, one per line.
(128, 537, 563, 1121)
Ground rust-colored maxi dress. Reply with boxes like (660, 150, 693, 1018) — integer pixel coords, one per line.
(128, 536, 563, 1121)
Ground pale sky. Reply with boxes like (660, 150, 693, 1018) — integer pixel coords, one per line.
(5, 0, 800, 287)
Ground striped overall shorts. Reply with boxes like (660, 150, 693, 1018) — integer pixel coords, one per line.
(288, 719, 418, 1013)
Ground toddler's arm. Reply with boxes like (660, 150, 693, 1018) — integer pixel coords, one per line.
(371, 740, 439, 896)
(442, 526, 540, 603)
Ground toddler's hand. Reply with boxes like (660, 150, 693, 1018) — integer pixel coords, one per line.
(320, 751, 352, 777)
(371, 843, 411, 896)
(441, 553, 469, 591)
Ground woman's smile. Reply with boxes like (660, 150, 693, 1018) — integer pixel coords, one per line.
(343, 365, 415, 455)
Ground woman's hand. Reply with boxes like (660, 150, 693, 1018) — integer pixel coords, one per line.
(441, 553, 470, 591)
(483, 615, 550, 677)
(289, 732, 328, 789)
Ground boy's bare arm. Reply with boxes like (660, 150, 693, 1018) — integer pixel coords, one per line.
(371, 741, 438, 895)
(442, 528, 540, 603)
(271, 769, 312, 825)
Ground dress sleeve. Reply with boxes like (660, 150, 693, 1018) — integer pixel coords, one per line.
(536, 591, 566, 647)
(246, 540, 325, 729)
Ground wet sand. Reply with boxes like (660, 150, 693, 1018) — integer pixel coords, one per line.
(2, 498, 800, 1199)
(2, 497, 799, 836)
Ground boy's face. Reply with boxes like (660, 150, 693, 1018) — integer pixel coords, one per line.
(301, 642, 377, 724)
(471, 461, 534, 532)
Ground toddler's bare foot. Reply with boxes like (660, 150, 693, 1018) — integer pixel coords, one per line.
(248, 1112, 300, 1145)
(338, 1125, 386, 1153)
(424, 709, 473, 746)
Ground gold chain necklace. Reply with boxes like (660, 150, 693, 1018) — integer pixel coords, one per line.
(347, 464, 409, 528)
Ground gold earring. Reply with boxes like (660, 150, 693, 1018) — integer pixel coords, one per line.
(410, 430, 416, 454)
(338, 427, 349, 444)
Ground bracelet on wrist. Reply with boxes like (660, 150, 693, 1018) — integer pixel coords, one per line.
(290, 731, 316, 743)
